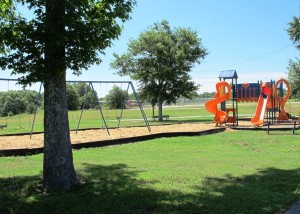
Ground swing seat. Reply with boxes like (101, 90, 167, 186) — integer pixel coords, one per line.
(0, 124, 7, 130)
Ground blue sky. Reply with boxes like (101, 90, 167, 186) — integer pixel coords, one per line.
(2, 0, 300, 93)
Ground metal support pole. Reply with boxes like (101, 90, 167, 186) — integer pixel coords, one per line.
(130, 82, 151, 132)
(90, 82, 110, 135)
(76, 85, 89, 134)
(117, 83, 130, 129)
(293, 121, 296, 135)
(30, 82, 43, 139)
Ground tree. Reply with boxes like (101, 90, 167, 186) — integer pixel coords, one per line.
(287, 59, 300, 99)
(66, 84, 80, 110)
(105, 85, 128, 109)
(287, 13, 300, 49)
(287, 11, 300, 99)
(0, 90, 38, 116)
(0, 91, 26, 116)
(0, 0, 14, 54)
(0, 0, 135, 191)
(111, 20, 208, 121)
(0, 0, 12, 13)
(73, 82, 98, 109)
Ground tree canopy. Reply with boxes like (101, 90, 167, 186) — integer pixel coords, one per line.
(287, 11, 300, 99)
(0, 0, 135, 191)
(111, 20, 208, 121)
(0, 0, 136, 84)
(0, 90, 38, 117)
(287, 13, 300, 49)
(105, 85, 128, 109)
(287, 59, 300, 99)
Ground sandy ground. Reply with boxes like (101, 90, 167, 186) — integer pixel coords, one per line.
(0, 123, 222, 150)
(2, 120, 296, 151)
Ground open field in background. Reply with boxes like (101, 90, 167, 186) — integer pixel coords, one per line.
(0, 101, 299, 135)
(0, 131, 299, 213)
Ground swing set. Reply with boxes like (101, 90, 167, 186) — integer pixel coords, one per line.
(0, 79, 43, 134)
(0, 78, 151, 138)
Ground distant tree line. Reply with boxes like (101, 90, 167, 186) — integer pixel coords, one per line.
(67, 83, 129, 110)
(0, 90, 40, 117)
(0, 82, 99, 117)
(66, 82, 98, 110)
(194, 92, 215, 98)
(0, 82, 215, 118)
(0, 83, 132, 118)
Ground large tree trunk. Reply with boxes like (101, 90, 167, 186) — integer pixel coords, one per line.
(43, 0, 78, 191)
(43, 73, 78, 191)
(158, 97, 163, 122)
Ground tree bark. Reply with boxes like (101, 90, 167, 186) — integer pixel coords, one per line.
(43, 73, 78, 191)
(158, 97, 163, 122)
(43, 0, 78, 191)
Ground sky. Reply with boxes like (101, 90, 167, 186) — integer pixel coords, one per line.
(1, 0, 300, 93)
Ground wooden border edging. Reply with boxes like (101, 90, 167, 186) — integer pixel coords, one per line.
(0, 127, 226, 157)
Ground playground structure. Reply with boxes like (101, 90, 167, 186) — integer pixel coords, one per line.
(205, 70, 293, 127)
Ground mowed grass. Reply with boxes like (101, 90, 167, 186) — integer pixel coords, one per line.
(0, 130, 300, 213)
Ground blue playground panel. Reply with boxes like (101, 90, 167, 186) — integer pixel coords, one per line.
(235, 83, 260, 101)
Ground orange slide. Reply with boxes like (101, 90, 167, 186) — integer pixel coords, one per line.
(205, 81, 231, 125)
(251, 95, 269, 126)
(251, 82, 272, 126)
(251, 78, 290, 126)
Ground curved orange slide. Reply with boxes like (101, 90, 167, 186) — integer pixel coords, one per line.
(205, 81, 231, 125)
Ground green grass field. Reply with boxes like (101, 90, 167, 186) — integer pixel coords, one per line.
(0, 130, 299, 213)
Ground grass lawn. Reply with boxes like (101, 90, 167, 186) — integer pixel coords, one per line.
(0, 130, 300, 213)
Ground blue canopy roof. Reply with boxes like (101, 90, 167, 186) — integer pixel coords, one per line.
(218, 70, 238, 79)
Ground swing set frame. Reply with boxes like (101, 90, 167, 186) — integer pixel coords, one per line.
(0, 78, 151, 138)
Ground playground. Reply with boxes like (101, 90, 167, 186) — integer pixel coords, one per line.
(205, 70, 300, 128)
(1, 1, 300, 212)
(0, 71, 300, 153)
(0, 73, 300, 213)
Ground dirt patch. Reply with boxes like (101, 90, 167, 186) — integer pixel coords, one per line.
(0, 123, 220, 150)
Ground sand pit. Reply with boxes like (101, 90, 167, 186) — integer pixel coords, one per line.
(0, 123, 222, 150)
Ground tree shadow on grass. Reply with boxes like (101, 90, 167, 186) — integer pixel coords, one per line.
(0, 165, 299, 213)
(193, 168, 300, 213)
